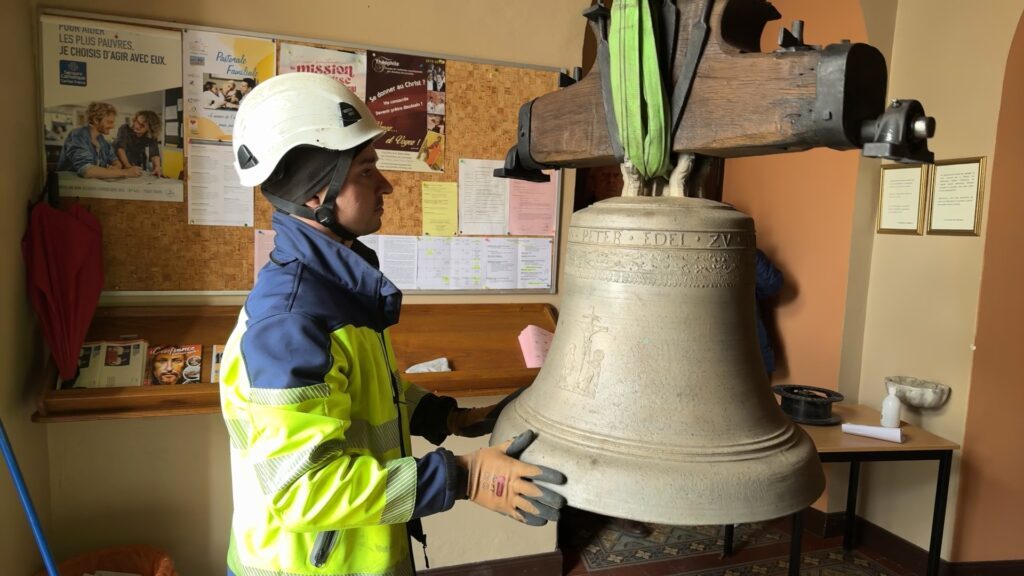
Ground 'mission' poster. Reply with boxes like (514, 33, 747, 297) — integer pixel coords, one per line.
(278, 42, 367, 100)
(365, 51, 446, 173)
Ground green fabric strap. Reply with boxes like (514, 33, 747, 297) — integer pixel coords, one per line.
(609, 0, 670, 180)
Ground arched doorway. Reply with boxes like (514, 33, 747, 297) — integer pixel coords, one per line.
(952, 9, 1024, 564)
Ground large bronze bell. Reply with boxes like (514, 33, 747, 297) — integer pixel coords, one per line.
(493, 196, 824, 525)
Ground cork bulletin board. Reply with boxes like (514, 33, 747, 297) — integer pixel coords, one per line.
(49, 12, 561, 292)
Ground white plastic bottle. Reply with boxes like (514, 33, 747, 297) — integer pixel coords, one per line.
(880, 389, 903, 428)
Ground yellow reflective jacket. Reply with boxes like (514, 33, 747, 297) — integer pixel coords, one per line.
(221, 214, 458, 576)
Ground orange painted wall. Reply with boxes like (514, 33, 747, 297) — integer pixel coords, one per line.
(952, 14, 1024, 563)
(723, 0, 867, 389)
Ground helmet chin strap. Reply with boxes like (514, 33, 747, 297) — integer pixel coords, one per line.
(313, 154, 358, 242)
(261, 154, 358, 242)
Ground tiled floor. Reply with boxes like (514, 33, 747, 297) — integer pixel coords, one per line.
(558, 508, 918, 576)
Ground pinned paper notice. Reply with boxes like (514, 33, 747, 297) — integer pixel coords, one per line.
(519, 325, 554, 368)
(254, 229, 276, 284)
(841, 423, 904, 443)
(421, 181, 459, 236)
(508, 171, 558, 236)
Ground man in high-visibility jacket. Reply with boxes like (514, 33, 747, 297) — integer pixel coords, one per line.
(221, 73, 566, 576)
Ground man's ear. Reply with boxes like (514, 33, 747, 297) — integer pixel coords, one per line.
(304, 188, 327, 210)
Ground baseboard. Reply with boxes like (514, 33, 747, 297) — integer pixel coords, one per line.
(801, 507, 845, 539)
(857, 517, 1024, 576)
(420, 550, 562, 576)
(942, 559, 1024, 576)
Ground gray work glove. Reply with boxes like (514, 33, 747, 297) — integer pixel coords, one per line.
(455, 429, 566, 526)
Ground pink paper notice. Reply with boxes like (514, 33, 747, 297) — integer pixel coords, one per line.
(507, 171, 557, 236)
(254, 229, 277, 284)
(518, 324, 554, 368)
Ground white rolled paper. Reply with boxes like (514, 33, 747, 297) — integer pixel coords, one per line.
(841, 423, 904, 443)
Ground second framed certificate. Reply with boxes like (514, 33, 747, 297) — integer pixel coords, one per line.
(927, 157, 986, 235)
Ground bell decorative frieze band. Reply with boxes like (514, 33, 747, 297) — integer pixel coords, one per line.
(493, 196, 824, 525)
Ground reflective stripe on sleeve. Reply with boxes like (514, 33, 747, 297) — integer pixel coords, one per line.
(379, 457, 417, 525)
(225, 417, 251, 450)
(249, 382, 331, 405)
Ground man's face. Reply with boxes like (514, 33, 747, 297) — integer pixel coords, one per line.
(96, 113, 116, 135)
(153, 352, 186, 385)
(333, 144, 393, 236)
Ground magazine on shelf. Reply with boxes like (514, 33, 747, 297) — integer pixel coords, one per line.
(210, 344, 225, 384)
(144, 344, 203, 385)
(64, 340, 148, 389)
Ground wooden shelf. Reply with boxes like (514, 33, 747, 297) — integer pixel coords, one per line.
(34, 303, 557, 422)
(35, 383, 222, 422)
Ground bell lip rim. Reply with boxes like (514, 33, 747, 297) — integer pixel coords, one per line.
(497, 416, 826, 525)
(494, 398, 826, 526)
(506, 397, 808, 461)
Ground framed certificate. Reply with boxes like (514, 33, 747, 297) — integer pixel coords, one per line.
(877, 164, 928, 234)
(927, 157, 986, 235)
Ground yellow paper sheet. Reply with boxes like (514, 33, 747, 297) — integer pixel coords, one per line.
(421, 181, 458, 236)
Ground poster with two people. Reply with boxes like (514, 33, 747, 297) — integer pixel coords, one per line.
(41, 15, 185, 201)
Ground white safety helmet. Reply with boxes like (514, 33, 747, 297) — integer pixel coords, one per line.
(233, 72, 384, 187)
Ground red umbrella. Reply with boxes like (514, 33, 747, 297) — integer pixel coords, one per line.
(22, 201, 104, 383)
